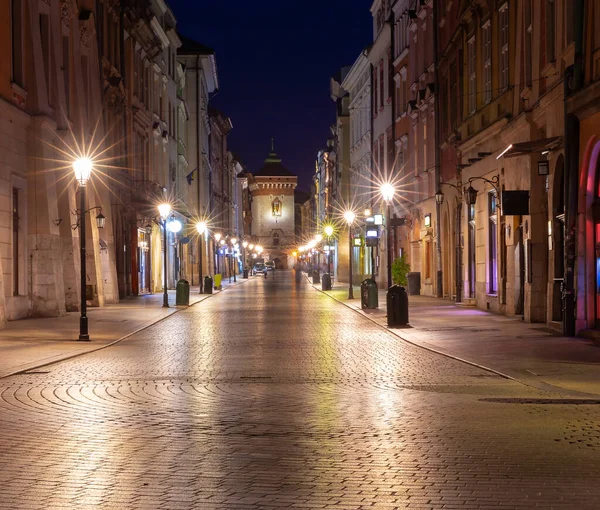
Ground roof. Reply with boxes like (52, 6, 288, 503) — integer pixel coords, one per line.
(254, 142, 296, 178)
(178, 33, 214, 55)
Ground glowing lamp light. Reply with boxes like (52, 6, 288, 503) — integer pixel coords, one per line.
(167, 219, 182, 233)
(242, 241, 248, 248)
(214, 232, 222, 242)
(380, 183, 395, 203)
(315, 234, 323, 242)
(248, 243, 254, 250)
(220, 239, 226, 245)
(196, 221, 207, 235)
(230, 237, 237, 245)
(95, 212, 106, 229)
(344, 210, 356, 225)
(292, 251, 297, 257)
(364, 208, 371, 217)
(324, 225, 334, 237)
(73, 157, 93, 186)
(158, 203, 171, 220)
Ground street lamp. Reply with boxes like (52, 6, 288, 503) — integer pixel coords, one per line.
(196, 221, 207, 294)
(242, 240, 249, 277)
(73, 157, 93, 341)
(231, 238, 238, 282)
(380, 182, 396, 288)
(158, 203, 171, 307)
(214, 232, 222, 275)
(343, 210, 356, 299)
(324, 224, 334, 276)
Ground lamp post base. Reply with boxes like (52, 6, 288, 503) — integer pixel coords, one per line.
(78, 316, 90, 341)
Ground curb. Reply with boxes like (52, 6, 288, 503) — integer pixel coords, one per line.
(0, 290, 220, 380)
(306, 275, 514, 381)
(308, 276, 600, 397)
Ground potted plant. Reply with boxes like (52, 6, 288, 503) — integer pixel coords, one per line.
(391, 254, 410, 287)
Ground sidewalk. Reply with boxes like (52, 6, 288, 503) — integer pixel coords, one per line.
(0, 277, 249, 378)
(312, 275, 600, 396)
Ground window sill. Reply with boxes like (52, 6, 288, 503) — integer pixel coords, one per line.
(486, 293, 498, 298)
(11, 82, 27, 107)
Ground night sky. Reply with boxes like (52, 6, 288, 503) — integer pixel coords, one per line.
(168, 1, 373, 192)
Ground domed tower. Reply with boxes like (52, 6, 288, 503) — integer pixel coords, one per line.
(249, 140, 298, 268)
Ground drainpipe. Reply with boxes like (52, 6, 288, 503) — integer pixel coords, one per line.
(433, 1, 443, 298)
(563, 0, 585, 336)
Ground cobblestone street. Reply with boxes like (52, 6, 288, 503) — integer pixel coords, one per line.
(1, 271, 600, 509)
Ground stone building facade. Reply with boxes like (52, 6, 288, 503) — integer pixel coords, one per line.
(249, 147, 297, 268)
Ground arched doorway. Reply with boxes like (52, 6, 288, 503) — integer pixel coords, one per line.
(442, 207, 452, 298)
(577, 136, 600, 331)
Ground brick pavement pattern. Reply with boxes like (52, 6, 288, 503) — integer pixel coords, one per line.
(0, 271, 600, 509)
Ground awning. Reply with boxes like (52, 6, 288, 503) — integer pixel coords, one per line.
(499, 136, 562, 158)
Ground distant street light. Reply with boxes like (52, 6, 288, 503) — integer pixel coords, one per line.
(158, 202, 172, 307)
(343, 211, 356, 299)
(196, 221, 207, 293)
(380, 183, 396, 289)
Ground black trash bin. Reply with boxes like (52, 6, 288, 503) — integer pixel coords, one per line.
(176, 279, 190, 306)
(312, 270, 321, 284)
(243, 269, 249, 279)
(387, 285, 409, 327)
(360, 278, 378, 309)
(203, 276, 213, 295)
(321, 273, 332, 291)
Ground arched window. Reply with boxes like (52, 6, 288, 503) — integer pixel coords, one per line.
(273, 232, 280, 246)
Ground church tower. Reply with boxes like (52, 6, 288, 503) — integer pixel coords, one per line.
(249, 141, 297, 268)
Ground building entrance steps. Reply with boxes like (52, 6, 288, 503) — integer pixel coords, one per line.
(0, 277, 250, 379)
(314, 276, 600, 397)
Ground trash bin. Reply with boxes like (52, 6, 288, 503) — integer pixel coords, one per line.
(295, 267, 303, 282)
(175, 279, 190, 306)
(243, 269, 249, 279)
(407, 272, 421, 296)
(360, 278, 378, 309)
(321, 273, 332, 291)
(312, 270, 321, 284)
(387, 285, 409, 327)
(214, 273, 222, 290)
(204, 276, 213, 295)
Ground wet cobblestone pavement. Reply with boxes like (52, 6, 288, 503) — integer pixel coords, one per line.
(1, 271, 600, 509)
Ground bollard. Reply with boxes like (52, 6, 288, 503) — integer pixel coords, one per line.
(312, 270, 320, 284)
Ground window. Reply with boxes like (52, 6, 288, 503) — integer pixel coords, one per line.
(482, 21, 492, 103)
(379, 62, 384, 109)
(39, 14, 52, 106)
(81, 55, 89, 123)
(546, 0, 555, 62)
(468, 36, 476, 114)
(499, 3, 509, 90)
(273, 233, 280, 246)
(373, 66, 378, 117)
(11, 0, 23, 86)
(62, 36, 71, 118)
(468, 203, 476, 298)
(524, 0, 532, 86)
(386, 130, 394, 172)
(449, 59, 457, 129)
(488, 193, 498, 293)
(425, 240, 431, 280)
(565, 0, 574, 44)
(379, 137, 384, 171)
(12, 188, 19, 296)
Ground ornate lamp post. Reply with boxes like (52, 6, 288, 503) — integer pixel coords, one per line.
(157, 203, 172, 307)
(73, 157, 93, 340)
(324, 225, 334, 276)
(344, 210, 356, 299)
(380, 183, 396, 288)
(196, 221, 207, 294)
(231, 237, 238, 282)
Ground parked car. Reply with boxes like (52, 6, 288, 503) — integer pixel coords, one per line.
(253, 263, 266, 275)
(265, 261, 275, 271)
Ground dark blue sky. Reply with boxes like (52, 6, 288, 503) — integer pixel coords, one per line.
(169, 1, 373, 191)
